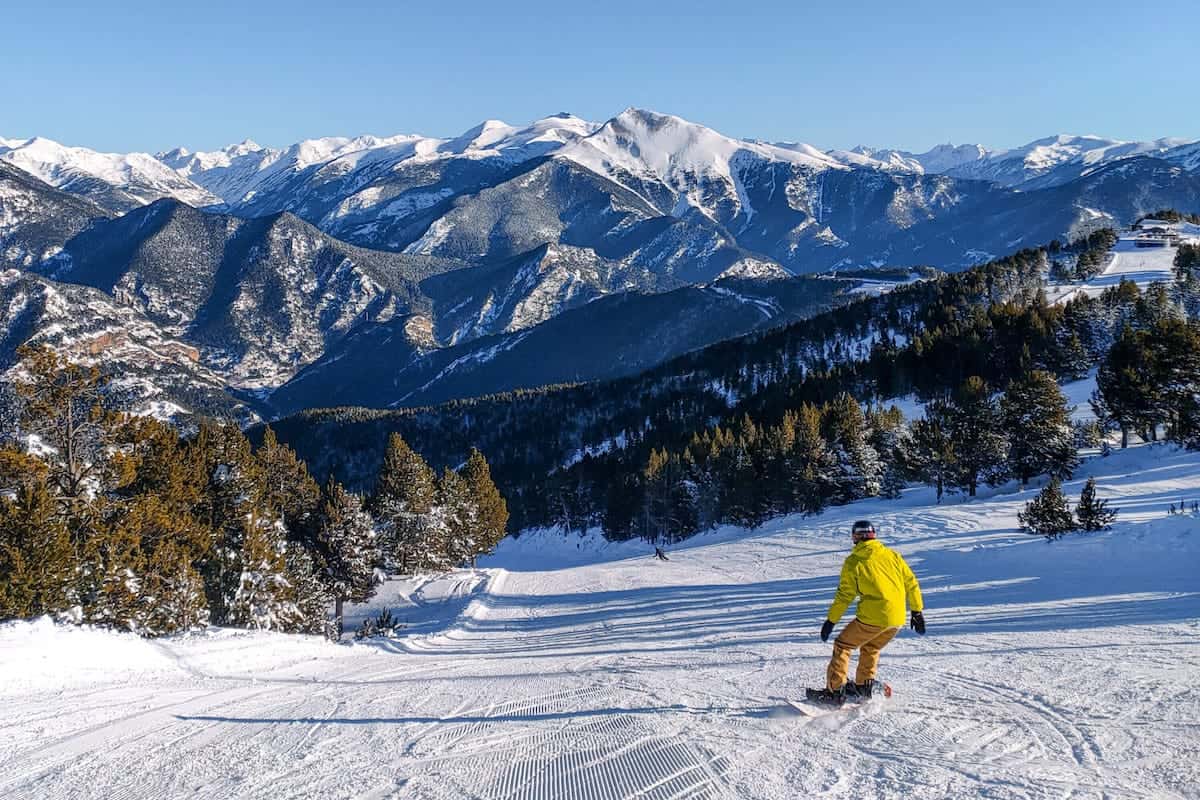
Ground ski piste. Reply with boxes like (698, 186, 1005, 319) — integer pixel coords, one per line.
(3, 444, 1199, 797)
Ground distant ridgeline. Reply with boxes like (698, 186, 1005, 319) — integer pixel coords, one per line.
(264, 240, 1194, 537)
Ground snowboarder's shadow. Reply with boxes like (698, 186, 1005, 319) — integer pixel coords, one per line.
(737, 702, 807, 720)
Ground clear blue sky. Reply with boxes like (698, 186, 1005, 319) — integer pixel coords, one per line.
(3, 0, 1196, 154)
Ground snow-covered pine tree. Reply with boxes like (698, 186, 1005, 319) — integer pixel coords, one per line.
(80, 518, 144, 631)
(318, 477, 380, 634)
(1175, 243, 1200, 320)
(115, 495, 211, 635)
(1056, 333, 1091, 381)
(1001, 371, 1079, 487)
(948, 377, 1009, 497)
(866, 405, 907, 500)
(283, 544, 333, 637)
(369, 433, 437, 575)
(1075, 477, 1117, 532)
(140, 539, 209, 635)
(194, 421, 263, 624)
(1018, 478, 1078, 540)
(822, 394, 882, 503)
(1089, 387, 1119, 445)
(12, 345, 117, 510)
(227, 510, 298, 632)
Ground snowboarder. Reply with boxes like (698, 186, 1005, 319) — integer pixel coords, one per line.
(654, 546, 669, 561)
(808, 520, 925, 704)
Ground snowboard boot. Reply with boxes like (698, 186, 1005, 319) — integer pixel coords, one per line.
(804, 687, 848, 706)
(852, 679, 891, 699)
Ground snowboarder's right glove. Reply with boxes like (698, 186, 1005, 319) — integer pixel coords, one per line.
(910, 611, 926, 635)
(820, 620, 834, 642)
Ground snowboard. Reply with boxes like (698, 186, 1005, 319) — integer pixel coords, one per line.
(793, 680, 892, 715)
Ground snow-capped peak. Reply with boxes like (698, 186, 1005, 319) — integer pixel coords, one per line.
(439, 114, 599, 159)
(0, 135, 221, 209)
(870, 135, 1196, 187)
(566, 108, 842, 178)
(557, 108, 844, 219)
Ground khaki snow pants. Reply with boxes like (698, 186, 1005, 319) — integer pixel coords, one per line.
(826, 618, 900, 690)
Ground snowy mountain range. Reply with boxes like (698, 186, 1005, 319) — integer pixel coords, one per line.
(6, 114, 1197, 218)
(2, 109, 1199, 419)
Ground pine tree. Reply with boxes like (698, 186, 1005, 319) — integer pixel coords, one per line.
(867, 405, 907, 500)
(1018, 478, 1078, 540)
(80, 516, 145, 631)
(317, 477, 380, 634)
(284, 545, 333, 637)
(436, 466, 478, 568)
(643, 449, 699, 541)
(139, 539, 209, 635)
(948, 377, 1009, 497)
(1144, 319, 1200, 444)
(109, 494, 210, 634)
(682, 438, 722, 531)
(192, 421, 262, 623)
(720, 417, 765, 527)
(0, 482, 76, 620)
(227, 509, 298, 632)
(369, 433, 437, 574)
(908, 400, 957, 503)
(256, 426, 321, 539)
(788, 404, 837, 513)
(822, 394, 881, 502)
(461, 448, 510, 563)
(1075, 477, 1117, 532)
(1001, 371, 1079, 487)
(1097, 326, 1159, 447)
(13, 345, 119, 508)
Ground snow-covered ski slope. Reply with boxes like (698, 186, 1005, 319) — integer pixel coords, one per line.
(3, 444, 1199, 799)
(1045, 239, 1181, 305)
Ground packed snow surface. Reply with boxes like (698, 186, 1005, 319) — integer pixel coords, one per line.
(1045, 238, 1181, 305)
(2, 444, 1199, 799)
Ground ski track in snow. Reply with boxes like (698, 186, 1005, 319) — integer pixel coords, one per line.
(2, 445, 1200, 799)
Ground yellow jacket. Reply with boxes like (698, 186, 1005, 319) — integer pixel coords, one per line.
(827, 539, 923, 628)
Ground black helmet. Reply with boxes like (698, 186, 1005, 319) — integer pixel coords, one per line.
(851, 520, 876, 540)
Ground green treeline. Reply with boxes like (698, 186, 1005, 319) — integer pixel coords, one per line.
(0, 348, 507, 637)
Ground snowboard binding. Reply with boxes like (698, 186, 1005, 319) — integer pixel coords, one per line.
(805, 679, 892, 706)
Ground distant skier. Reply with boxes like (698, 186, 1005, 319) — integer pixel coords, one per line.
(809, 520, 925, 703)
(654, 546, 670, 561)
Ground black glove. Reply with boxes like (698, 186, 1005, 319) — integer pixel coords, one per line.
(820, 620, 834, 642)
(911, 611, 926, 635)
